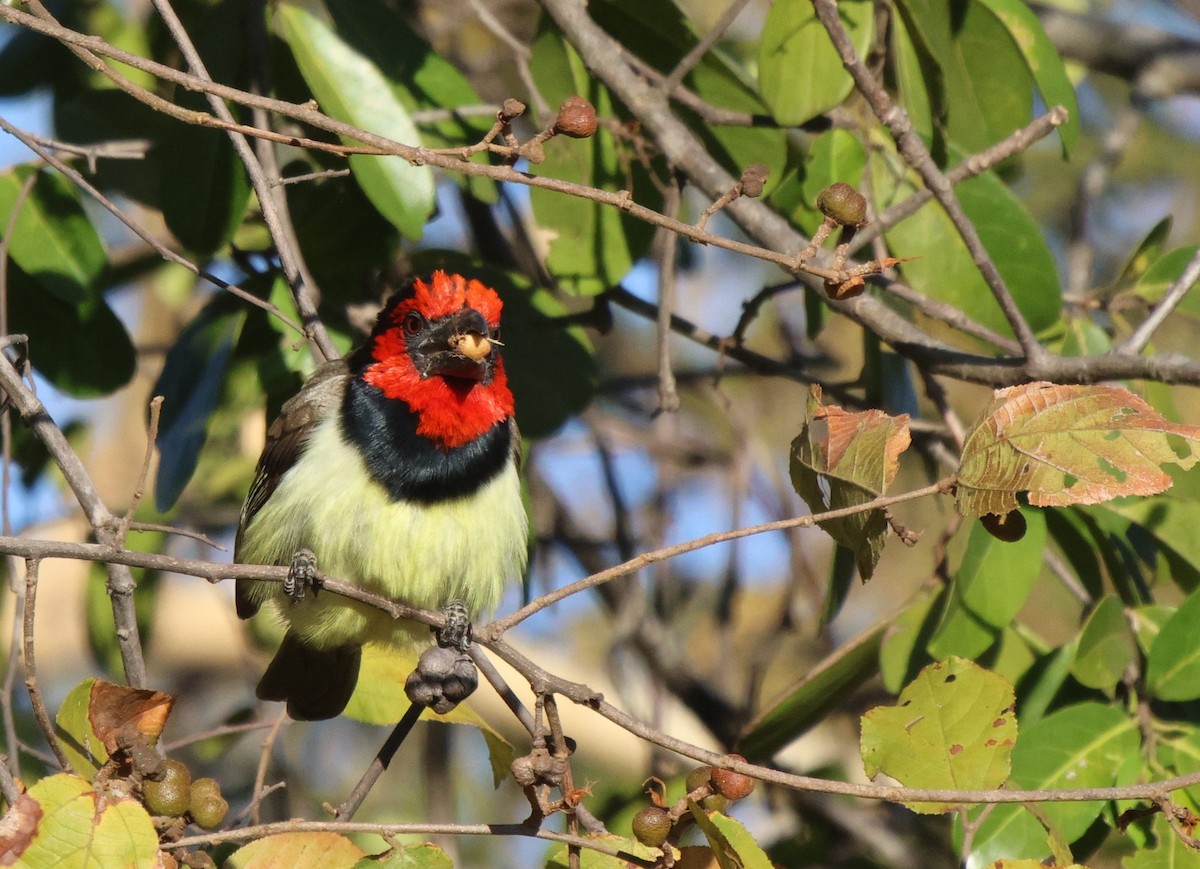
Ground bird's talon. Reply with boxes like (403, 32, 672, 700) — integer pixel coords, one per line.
(437, 598, 472, 651)
(286, 548, 318, 604)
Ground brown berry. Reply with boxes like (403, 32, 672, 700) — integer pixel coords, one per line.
(501, 98, 527, 121)
(980, 510, 1027, 542)
(675, 846, 719, 869)
(817, 182, 868, 227)
(710, 755, 755, 801)
(631, 805, 672, 848)
(740, 163, 769, 198)
(554, 96, 598, 138)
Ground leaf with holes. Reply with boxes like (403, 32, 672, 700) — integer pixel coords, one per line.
(790, 385, 911, 579)
(860, 657, 1017, 814)
(956, 382, 1200, 517)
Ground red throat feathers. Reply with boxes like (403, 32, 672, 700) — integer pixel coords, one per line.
(362, 271, 514, 449)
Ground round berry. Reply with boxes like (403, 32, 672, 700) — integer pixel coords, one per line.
(142, 759, 192, 818)
(631, 805, 672, 848)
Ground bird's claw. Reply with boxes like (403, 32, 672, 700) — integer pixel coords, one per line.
(436, 598, 472, 651)
(285, 548, 317, 604)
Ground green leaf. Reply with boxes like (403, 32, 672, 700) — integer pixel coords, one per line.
(226, 832, 365, 869)
(275, 0, 435, 239)
(15, 774, 158, 869)
(890, 7, 939, 141)
(355, 844, 453, 869)
(54, 678, 107, 779)
(152, 297, 246, 511)
(789, 386, 911, 579)
(1123, 817, 1200, 868)
(964, 702, 1139, 864)
(976, 0, 1080, 155)
(1115, 216, 1173, 290)
(880, 588, 942, 693)
(872, 148, 1061, 341)
(409, 251, 597, 438)
(801, 129, 867, 216)
(688, 806, 775, 869)
(8, 267, 136, 397)
(0, 166, 106, 305)
(544, 836, 659, 868)
(1146, 586, 1200, 701)
(758, 0, 874, 126)
(741, 597, 922, 760)
(958, 508, 1046, 628)
(860, 657, 1016, 814)
(1133, 244, 1200, 315)
(528, 27, 653, 295)
(1071, 594, 1136, 697)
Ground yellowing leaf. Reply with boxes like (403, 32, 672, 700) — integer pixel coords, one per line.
(860, 657, 1017, 814)
(226, 832, 365, 869)
(790, 385, 911, 579)
(956, 382, 1200, 517)
(16, 774, 158, 869)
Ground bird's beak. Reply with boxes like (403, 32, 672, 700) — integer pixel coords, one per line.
(423, 308, 494, 382)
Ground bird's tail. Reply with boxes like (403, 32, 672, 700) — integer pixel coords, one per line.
(256, 632, 362, 721)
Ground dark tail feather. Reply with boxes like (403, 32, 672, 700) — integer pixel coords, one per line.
(256, 633, 362, 721)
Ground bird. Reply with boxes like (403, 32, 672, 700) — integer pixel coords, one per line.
(234, 271, 528, 720)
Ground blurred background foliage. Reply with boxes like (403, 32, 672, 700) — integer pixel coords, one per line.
(3, 0, 1200, 865)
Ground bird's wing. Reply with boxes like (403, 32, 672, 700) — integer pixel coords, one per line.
(234, 360, 349, 617)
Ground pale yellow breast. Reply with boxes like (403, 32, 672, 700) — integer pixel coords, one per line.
(238, 414, 527, 649)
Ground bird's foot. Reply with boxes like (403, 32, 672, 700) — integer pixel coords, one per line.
(285, 548, 317, 605)
(405, 645, 478, 714)
(436, 598, 472, 651)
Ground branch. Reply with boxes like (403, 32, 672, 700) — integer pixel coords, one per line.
(810, 0, 1044, 362)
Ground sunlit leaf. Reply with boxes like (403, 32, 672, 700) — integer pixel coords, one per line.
(275, 0, 435, 239)
(759, 0, 874, 126)
(0, 166, 105, 305)
(54, 679, 107, 780)
(790, 385, 911, 579)
(355, 844, 453, 869)
(226, 832, 365, 869)
(963, 702, 1138, 865)
(688, 805, 774, 869)
(14, 774, 157, 869)
(860, 657, 1016, 814)
(87, 681, 174, 754)
(872, 143, 1061, 342)
(976, 0, 1080, 155)
(544, 836, 659, 868)
(956, 383, 1200, 517)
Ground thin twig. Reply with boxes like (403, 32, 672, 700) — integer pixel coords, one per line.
(334, 702, 425, 820)
(467, 645, 536, 735)
(655, 180, 682, 413)
(117, 395, 162, 541)
(22, 559, 70, 771)
(485, 478, 954, 636)
(148, 0, 337, 361)
(1119, 245, 1200, 353)
(250, 709, 288, 826)
(660, 0, 752, 94)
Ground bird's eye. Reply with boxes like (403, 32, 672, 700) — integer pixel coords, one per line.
(401, 311, 425, 336)
(490, 326, 502, 343)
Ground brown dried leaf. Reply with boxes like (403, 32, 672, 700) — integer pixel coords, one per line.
(89, 681, 175, 753)
(790, 386, 912, 579)
(956, 382, 1200, 517)
(0, 794, 40, 864)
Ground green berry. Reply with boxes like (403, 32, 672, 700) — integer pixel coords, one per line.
(816, 182, 868, 227)
(631, 806, 672, 848)
(685, 765, 712, 794)
(143, 759, 192, 817)
(188, 778, 228, 830)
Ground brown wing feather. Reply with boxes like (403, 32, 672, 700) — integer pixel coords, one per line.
(234, 360, 349, 618)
